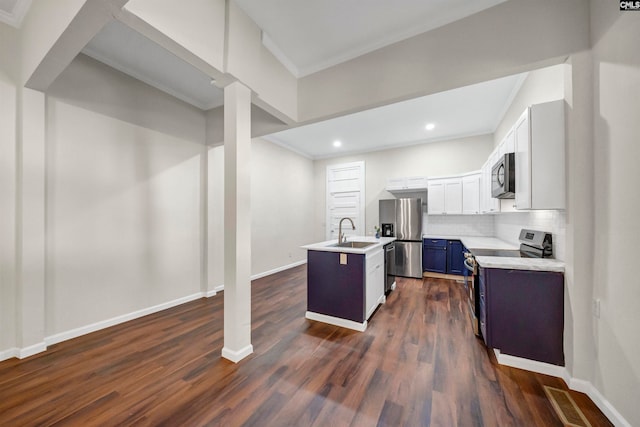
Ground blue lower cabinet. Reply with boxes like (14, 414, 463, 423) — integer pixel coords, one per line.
(423, 239, 447, 273)
(481, 267, 564, 366)
(446, 240, 465, 275)
(423, 239, 466, 275)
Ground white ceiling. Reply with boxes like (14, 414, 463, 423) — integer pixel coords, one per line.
(6, 0, 524, 159)
(82, 20, 224, 111)
(0, 0, 30, 27)
(233, 0, 508, 77)
(264, 73, 526, 159)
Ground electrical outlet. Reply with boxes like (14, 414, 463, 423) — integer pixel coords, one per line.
(592, 298, 601, 318)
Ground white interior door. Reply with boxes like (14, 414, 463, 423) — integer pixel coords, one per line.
(326, 161, 365, 240)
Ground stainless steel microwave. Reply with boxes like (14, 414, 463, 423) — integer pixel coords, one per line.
(491, 153, 515, 199)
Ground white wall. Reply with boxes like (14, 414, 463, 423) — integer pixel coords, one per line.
(124, 0, 226, 72)
(207, 137, 315, 289)
(18, 0, 85, 86)
(0, 23, 19, 352)
(589, 2, 640, 425)
(45, 54, 206, 335)
(225, 1, 297, 123)
(312, 134, 494, 241)
(250, 139, 315, 274)
(298, 0, 589, 123)
(493, 64, 566, 145)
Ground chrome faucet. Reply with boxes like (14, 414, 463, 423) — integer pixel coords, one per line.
(338, 217, 355, 244)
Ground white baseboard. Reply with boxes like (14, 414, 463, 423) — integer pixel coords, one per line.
(221, 344, 254, 363)
(211, 260, 307, 293)
(45, 292, 205, 346)
(251, 259, 306, 281)
(18, 342, 47, 359)
(0, 348, 19, 362)
(493, 349, 632, 427)
(8, 262, 306, 358)
(0, 342, 48, 362)
(569, 378, 632, 427)
(493, 349, 569, 380)
(306, 311, 367, 332)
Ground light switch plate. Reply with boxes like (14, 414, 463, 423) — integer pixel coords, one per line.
(340, 253, 347, 265)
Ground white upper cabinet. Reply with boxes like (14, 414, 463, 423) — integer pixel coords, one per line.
(444, 179, 463, 214)
(428, 177, 462, 214)
(462, 173, 481, 215)
(386, 176, 428, 192)
(427, 180, 446, 214)
(386, 177, 407, 191)
(514, 100, 565, 210)
(502, 128, 516, 154)
(405, 176, 428, 189)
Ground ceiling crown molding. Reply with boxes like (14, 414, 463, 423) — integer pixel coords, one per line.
(0, 0, 32, 28)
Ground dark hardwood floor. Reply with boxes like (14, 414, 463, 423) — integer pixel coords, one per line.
(0, 266, 612, 426)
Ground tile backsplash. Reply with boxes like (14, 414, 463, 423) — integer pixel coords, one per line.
(424, 211, 566, 262)
(493, 210, 566, 261)
(424, 214, 495, 237)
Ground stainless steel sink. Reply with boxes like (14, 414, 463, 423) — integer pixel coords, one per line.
(331, 241, 377, 249)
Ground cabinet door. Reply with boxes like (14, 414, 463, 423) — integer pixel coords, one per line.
(427, 181, 445, 214)
(423, 246, 447, 273)
(514, 109, 531, 209)
(484, 268, 564, 365)
(446, 240, 465, 275)
(405, 176, 428, 189)
(462, 174, 480, 215)
(444, 179, 462, 214)
(365, 249, 385, 320)
(529, 101, 565, 210)
(503, 128, 516, 153)
(386, 177, 406, 191)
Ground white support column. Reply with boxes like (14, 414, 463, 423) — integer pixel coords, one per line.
(221, 81, 253, 363)
(16, 87, 47, 358)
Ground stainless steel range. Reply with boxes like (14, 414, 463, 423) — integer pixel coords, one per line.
(463, 229, 554, 336)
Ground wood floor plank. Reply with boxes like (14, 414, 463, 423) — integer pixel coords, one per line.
(0, 266, 613, 426)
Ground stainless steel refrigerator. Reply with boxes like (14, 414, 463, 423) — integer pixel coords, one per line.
(379, 198, 423, 278)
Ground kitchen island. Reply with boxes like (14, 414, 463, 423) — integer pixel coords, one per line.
(301, 236, 395, 331)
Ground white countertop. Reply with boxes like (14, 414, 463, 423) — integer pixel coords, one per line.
(422, 234, 564, 273)
(473, 256, 565, 272)
(302, 236, 396, 255)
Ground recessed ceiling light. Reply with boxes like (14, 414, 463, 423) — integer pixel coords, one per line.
(425, 123, 435, 131)
(333, 140, 342, 147)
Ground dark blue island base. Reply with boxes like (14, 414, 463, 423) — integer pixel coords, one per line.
(305, 249, 385, 332)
